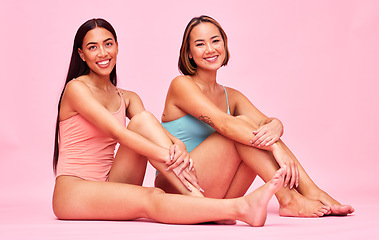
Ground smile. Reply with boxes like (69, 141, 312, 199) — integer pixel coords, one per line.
(204, 56, 218, 62)
(97, 59, 110, 67)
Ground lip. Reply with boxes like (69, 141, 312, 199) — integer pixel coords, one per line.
(96, 59, 111, 68)
(204, 55, 218, 63)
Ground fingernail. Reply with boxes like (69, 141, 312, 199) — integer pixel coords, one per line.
(200, 188, 205, 192)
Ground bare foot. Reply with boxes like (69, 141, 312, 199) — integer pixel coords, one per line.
(279, 191, 330, 217)
(307, 190, 354, 216)
(238, 168, 286, 227)
(214, 219, 237, 225)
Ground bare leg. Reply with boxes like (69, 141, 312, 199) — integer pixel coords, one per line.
(234, 115, 353, 216)
(280, 143, 354, 215)
(156, 112, 352, 216)
(169, 132, 244, 198)
(108, 145, 147, 185)
(110, 111, 203, 196)
(235, 142, 330, 217)
(157, 131, 329, 217)
(216, 162, 256, 225)
(52, 168, 285, 226)
(223, 162, 257, 199)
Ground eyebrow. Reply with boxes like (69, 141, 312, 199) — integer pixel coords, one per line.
(86, 38, 114, 46)
(194, 35, 220, 43)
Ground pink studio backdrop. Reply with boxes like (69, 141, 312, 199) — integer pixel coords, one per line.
(0, 0, 378, 236)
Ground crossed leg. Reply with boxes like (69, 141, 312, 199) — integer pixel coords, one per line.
(52, 111, 288, 226)
(53, 169, 285, 227)
(156, 122, 353, 217)
(109, 111, 203, 196)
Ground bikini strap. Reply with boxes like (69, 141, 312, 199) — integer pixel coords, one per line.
(116, 88, 127, 111)
(222, 85, 230, 115)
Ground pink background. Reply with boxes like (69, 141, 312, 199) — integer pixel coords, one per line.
(1, 0, 378, 239)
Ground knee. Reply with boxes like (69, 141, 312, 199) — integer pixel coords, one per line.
(132, 110, 156, 122)
(235, 115, 258, 128)
(128, 111, 157, 130)
(235, 115, 249, 122)
(143, 187, 166, 217)
(147, 187, 165, 196)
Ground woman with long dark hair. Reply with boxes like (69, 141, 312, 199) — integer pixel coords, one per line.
(155, 15, 354, 217)
(52, 18, 286, 227)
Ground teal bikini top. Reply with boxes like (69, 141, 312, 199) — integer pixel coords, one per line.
(162, 86, 230, 152)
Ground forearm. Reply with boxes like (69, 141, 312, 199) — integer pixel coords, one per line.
(220, 116, 260, 146)
(164, 128, 185, 147)
(264, 117, 284, 137)
(219, 115, 284, 152)
(115, 128, 170, 163)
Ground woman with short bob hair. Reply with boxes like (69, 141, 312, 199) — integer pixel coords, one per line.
(179, 15, 230, 76)
(156, 15, 354, 217)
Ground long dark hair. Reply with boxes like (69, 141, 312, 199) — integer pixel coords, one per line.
(178, 15, 230, 76)
(53, 18, 118, 173)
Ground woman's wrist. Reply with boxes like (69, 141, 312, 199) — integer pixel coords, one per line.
(155, 147, 170, 163)
(269, 117, 284, 137)
(268, 142, 281, 153)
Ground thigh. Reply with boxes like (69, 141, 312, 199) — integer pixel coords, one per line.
(224, 162, 257, 198)
(108, 145, 148, 185)
(189, 132, 241, 198)
(53, 176, 153, 220)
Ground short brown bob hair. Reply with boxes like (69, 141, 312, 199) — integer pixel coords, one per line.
(178, 15, 230, 76)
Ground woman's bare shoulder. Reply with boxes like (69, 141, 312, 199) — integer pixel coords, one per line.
(118, 88, 141, 101)
(224, 86, 245, 98)
(169, 75, 200, 94)
(170, 75, 195, 86)
(63, 78, 92, 98)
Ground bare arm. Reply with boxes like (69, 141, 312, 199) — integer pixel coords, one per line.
(166, 76, 298, 188)
(231, 88, 283, 146)
(167, 76, 272, 148)
(62, 80, 170, 163)
(230, 87, 298, 188)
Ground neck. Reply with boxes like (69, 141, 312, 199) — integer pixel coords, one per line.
(193, 69, 218, 88)
(88, 71, 114, 90)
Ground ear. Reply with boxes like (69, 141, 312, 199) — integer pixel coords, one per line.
(115, 41, 119, 55)
(188, 51, 193, 59)
(78, 48, 85, 62)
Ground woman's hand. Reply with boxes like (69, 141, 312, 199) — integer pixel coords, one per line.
(172, 163, 203, 193)
(251, 118, 283, 147)
(165, 144, 193, 174)
(271, 143, 299, 189)
(164, 144, 203, 192)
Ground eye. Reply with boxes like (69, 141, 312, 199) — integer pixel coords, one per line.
(195, 43, 204, 47)
(105, 42, 113, 47)
(88, 45, 97, 50)
(213, 39, 221, 44)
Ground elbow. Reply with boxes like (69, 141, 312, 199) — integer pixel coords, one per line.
(217, 118, 234, 136)
(107, 123, 126, 143)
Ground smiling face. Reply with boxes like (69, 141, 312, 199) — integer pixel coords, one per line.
(188, 22, 226, 73)
(78, 27, 118, 78)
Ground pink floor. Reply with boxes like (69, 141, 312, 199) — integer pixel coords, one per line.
(1, 185, 378, 240)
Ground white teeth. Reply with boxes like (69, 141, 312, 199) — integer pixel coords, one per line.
(205, 56, 217, 61)
(98, 60, 110, 65)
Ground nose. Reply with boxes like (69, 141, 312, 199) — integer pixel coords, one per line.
(205, 43, 215, 53)
(97, 45, 108, 57)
